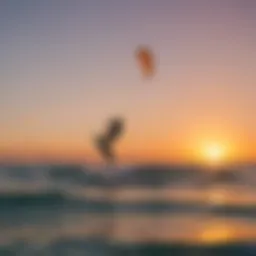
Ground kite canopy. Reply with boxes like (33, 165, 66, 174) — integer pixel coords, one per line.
(135, 46, 155, 78)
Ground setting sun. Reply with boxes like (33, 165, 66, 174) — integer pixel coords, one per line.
(200, 142, 227, 165)
(205, 144, 225, 162)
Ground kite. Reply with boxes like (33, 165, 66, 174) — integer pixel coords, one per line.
(135, 46, 155, 78)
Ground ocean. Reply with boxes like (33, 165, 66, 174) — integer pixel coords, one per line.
(0, 164, 255, 255)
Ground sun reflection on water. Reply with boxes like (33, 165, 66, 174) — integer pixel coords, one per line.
(199, 223, 234, 244)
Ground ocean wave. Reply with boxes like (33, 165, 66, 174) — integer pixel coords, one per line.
(0, 164, 255, 222)
(0, 191, 65, 207)
(0, 191, 255, 221)
(1, 238, 255, 256)
(1, 164, 256, 188)
(211, 205, 256, 219)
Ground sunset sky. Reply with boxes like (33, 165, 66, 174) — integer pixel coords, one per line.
(1, 0, 255, 164)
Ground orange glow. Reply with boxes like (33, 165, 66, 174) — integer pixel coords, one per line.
(199, 142, 227, 166)
(0, 129, 255, 164)
(200, 224, 234, 244)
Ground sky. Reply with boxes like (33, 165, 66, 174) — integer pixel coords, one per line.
(1, 0, 256, 164)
